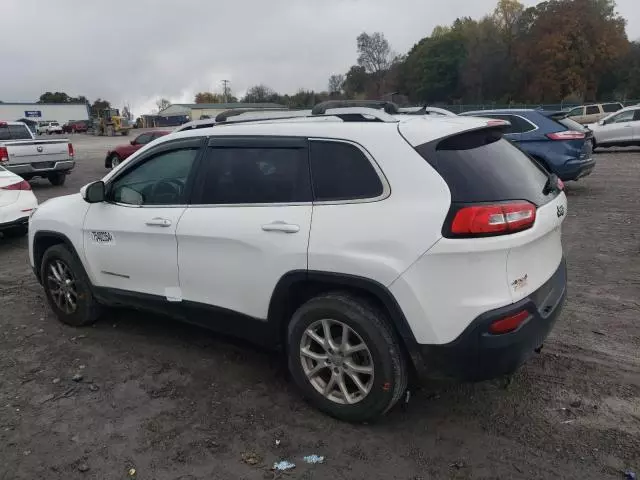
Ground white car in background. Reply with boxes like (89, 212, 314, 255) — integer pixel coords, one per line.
(0, 166, 37, 238)
(37, 121, 63, 135)
(588, 105, 640, 149)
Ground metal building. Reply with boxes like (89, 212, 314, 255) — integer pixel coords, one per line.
(0, 103, 90, 124)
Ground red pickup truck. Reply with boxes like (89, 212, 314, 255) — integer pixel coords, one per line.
(104, 130, 170, 168)
(62, 120, 90, 133)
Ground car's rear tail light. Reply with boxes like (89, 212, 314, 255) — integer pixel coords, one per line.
(1, 180, 31, 191)
(546, 130, 585, 140)
(0, 147, 8, 163)
(68, 143, 74, 158)
(450, 202, 536, 236)
(489, 310, 530, 334)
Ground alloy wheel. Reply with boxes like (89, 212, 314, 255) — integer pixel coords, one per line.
(46, 260, 78, 314)
(300, 319, 374, 405)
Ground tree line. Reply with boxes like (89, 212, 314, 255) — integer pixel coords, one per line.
(192, 0, 638, 108)
(37, 91, 113, 117)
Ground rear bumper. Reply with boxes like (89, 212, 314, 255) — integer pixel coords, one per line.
(418, 257, 567, 381)
(5, 160, 75, 176)
(559, 157, 595, 181)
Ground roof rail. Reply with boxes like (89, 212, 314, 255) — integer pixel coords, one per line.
(215, 107, 290, 123)
(216, 107, 398, 125)
(311, 100, 400, 115)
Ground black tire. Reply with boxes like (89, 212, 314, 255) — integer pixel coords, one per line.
(48, 172, 66, 186)
(287, 292, 408, 422)
(40, 244, 101, 327)
(2, 225, 28, 238)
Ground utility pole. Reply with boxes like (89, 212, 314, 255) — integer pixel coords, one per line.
(221, 80, 230, 103)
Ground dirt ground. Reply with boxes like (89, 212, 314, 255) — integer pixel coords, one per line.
(0, 132, 638, 480)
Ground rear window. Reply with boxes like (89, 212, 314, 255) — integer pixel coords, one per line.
(602, 103, 622, 113)
(0, 124, 33, 141)
(414, 128, 551, 206)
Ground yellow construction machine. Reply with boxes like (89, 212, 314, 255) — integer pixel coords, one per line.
(93, 108, 131, 136)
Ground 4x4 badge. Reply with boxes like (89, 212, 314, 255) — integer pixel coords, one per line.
(557, 205, 565, 218)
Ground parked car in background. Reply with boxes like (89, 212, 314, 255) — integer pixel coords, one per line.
(461, 109, 595, 181)
(565, 102, 623, 125)
(37, 121, 63, 135)
(0, 165, 38, 238)
(0, 121, 75, 186)
(587, 104, 640, 149)
(30, 107, 567, 422)
(62, 120, 90, 134)
(104, 130, 170, 168)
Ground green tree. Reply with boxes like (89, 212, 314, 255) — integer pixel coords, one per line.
(194, 92, 223, 103)
(90, 99, 111, 116)
(38, 92, 70, 103)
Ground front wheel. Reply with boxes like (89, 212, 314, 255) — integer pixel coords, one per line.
(287, 293, 408, 422)
(41, 244, 101, 326)
(48, 172, 66, 186)
(109, 154, 121, 169)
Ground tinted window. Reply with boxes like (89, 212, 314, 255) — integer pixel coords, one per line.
(634, 110, 640, 121)
(310, 141, 383, 201)
(197, 147, 310, 204)
(568, 107, 583, 117)
(609, 110, 635, 124)
(602, 103, 622, 113)
(0, 124, 32, 140)
(109, 148, 198, 205)
(135, 133, 153, 145)
(586, 106, 600, 115)
(415, 129, 551, 206)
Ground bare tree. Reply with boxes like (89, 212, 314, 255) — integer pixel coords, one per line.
(357, 32, 393, 76)
(242, 84, 276, 103)
(328, 74, 345, 94)
(156, 98, 171, 113)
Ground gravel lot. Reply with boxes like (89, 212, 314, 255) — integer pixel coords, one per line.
(1, 132, 638, 480)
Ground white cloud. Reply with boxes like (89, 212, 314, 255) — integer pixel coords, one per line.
(1, 0, 638, 117)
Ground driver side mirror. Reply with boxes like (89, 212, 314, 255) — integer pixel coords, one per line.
(81, 181, 105, 203)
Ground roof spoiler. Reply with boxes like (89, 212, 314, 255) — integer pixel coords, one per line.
(311, 100, 400, 115)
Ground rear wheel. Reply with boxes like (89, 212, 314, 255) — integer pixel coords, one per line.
(287, 293, 408, 422)
(41, 244, 101, 326)
(48, 172, 66, 186)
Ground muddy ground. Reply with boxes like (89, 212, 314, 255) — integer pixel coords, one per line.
(0, 132, 638, 480)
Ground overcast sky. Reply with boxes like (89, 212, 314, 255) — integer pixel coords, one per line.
(3, 0, 639, 116)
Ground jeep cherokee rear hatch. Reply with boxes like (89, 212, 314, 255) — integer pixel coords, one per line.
(398, 120, 567, 341)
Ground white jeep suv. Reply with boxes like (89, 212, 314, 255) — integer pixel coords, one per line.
(29, 106, 568, 421)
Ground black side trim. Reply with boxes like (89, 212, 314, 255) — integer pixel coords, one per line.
(92, 287, 276, 348)
(32, 231, 82, 283)
(0, 216, 29, 231)
(268, 270, 427, 376)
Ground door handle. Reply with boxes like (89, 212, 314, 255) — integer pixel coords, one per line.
(145, 217, 172, 227)
(261, 221, 300, 233)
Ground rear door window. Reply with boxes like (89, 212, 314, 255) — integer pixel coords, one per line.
(0, 124, 33, 140)
(586, 106, 600, 115)
(309, 140, 383, 201)
(414, 128, 552, 206)
(602, 103, 622, 113)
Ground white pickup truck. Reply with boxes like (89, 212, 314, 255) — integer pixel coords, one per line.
(0, 121, 74, 186)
